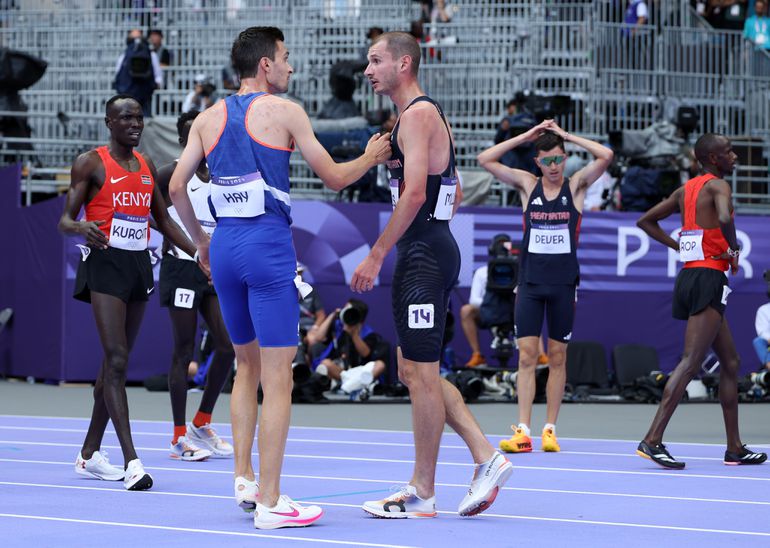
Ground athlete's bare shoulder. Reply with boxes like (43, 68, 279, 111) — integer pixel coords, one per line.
(195, 100, 226, 132)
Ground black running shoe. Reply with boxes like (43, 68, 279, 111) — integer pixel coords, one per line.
(724, 445, 768, 466)
(636, 440, 685, 469)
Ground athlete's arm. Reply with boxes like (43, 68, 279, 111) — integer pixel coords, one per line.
(547, 122, 613, 192)
(284, 103, 391, 191)
(146, 155, 197, 260)
(636, 187, 682, 252)
(350, 109, 431, 293)
(709, 178, 740, 274)
(58, 151, 109, 249)
(477, 121, 547, 199)
(169, 117, 211, 269)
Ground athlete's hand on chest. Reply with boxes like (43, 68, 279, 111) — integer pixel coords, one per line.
(351, 255, 381, 294)
(79, 220, 109, 249)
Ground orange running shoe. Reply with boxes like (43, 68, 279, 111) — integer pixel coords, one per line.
(542, 427, 561, 452)
(537, 353, 549, 365)
(466, 352, 487, 367)
(499, 426, 532, 453)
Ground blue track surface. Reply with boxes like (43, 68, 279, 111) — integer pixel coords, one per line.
(1, 414, 768, 547)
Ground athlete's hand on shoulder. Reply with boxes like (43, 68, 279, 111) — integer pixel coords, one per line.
(79, 220, 108, 249)
(364, 132, 392, 165)
(351, 254, 381, 294)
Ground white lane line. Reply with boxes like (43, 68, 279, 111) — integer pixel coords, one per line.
(2, 415, 763, 448)
(2, 500, 768, 539)
(0, 513, 415, 547)
(0, 427, 732, 460)
(3, 479, 770, 508)
(3, 457, 770, 490)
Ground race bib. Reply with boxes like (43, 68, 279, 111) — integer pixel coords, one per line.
(210, 172, 266, 218)
(528, 224, 571, 254)
(109, 213, 148, 251)
(679, 229, 705, 262)
(174, 288, 195, 309)
(408, 304, 434, 329)
(389, 179, 399, 209)
(432, 176, 457, 220)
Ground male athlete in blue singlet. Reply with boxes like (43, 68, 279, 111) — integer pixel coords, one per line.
(169, 27, 391, 530)
(478, 121, 613, 454)
(352, 31, 512, 519)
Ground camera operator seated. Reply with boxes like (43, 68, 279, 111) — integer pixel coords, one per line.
(478, 234, 518, 367)
(754, 270, 770, 371)
(182, 73, 217, 113)
(306, 298, 389, 394)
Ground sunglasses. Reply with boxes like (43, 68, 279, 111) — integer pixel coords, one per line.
(539, 155, 566, 167)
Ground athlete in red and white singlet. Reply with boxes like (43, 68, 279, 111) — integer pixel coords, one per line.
(58, 95, 202, 491)
(635, 132, 766, 469)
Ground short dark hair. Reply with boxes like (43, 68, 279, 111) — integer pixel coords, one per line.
(694, 132, 727, 165)
(176, 110, 199, 139)
(347, 298, 369, 323)
(231, 26, 285, 79)
(148, 29, 163, 37)
(374, 31, 421, 76)
(534, 131, 565, 154)
(105, 94, 139, 115)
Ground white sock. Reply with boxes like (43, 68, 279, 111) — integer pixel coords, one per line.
(544, 423, 556, 434)
(517, 423, 531, 437)
(362, 361, 375, 374)
(315, 363, 328, 377)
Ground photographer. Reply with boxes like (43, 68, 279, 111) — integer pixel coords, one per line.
(182, 73, 217, 114)
(307, 298, 389, 394)
(754, 271, 770, 371)
(113, 29, 163, 117)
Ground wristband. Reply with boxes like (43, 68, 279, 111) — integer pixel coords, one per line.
(727, 247, 740, 258)
(194, 250, 200, 263)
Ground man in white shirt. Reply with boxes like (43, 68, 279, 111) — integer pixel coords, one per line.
(754, 299, 770, 370)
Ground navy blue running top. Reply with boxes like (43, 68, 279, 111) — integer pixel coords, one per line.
(519, 178, 581, 285)
(205, 93, 293, 224)
(387, 96, 458, 241)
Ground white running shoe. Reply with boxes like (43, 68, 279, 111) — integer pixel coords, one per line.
(253, 495, 323, 530)
(187, 423, 234, 458)
(363, 484, 437, 519)
(124, 459, 153, 491)
(457, 451, 513, 516)
(235, 476, 259, 512)
(170, 436, 212, 461)
(75, 450, 124, 481)
(340, 366, 374, 394)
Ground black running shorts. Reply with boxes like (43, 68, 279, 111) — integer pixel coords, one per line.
(159, 254, 215, 310)
(672, 267, 729, 320)
(392, 237, 460, 363)
(74, 246, 154, 303)
(514, 282, 577, 343)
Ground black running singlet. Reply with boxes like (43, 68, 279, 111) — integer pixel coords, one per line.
(519, 178, 581, 285)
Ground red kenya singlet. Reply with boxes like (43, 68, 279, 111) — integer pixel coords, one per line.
(680, 173, 729, 272)
(85, 146, 154, 251)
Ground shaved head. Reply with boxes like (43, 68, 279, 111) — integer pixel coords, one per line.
(694, 133, 728, 165)
(373, 31, 421, 76)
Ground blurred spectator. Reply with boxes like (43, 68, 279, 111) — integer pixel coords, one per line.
(755, 291, 770, 370)
(318, 60, 365, 119)
(182, 73, 217, 113)
(298, 263, 326, 347)
(114, 29, 163, 117)
(222, 61, 240, 92)
(623, 0, 649, 36)
(148, 29, 171, 67)
(461, 264, 488, 367)
(360, 26, 384, 60)
(494, 96, 538, 174)
(744, 0, 770, 49)
(307, 298, 390, 394)
(431, 0, 455, 22)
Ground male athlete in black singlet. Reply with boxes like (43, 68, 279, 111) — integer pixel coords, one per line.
(352, 31, 512, 519)
(478, 120, 613, 454)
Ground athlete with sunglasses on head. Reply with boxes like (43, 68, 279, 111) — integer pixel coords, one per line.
(478, 120, 613, 454)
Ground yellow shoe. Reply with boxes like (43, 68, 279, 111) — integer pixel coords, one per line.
(499, 426, 532, 453)
(542, 427, 560, 452)
(465, 352, 487, 367)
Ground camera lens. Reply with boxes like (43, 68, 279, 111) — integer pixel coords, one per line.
(340, 305, 361, 326)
